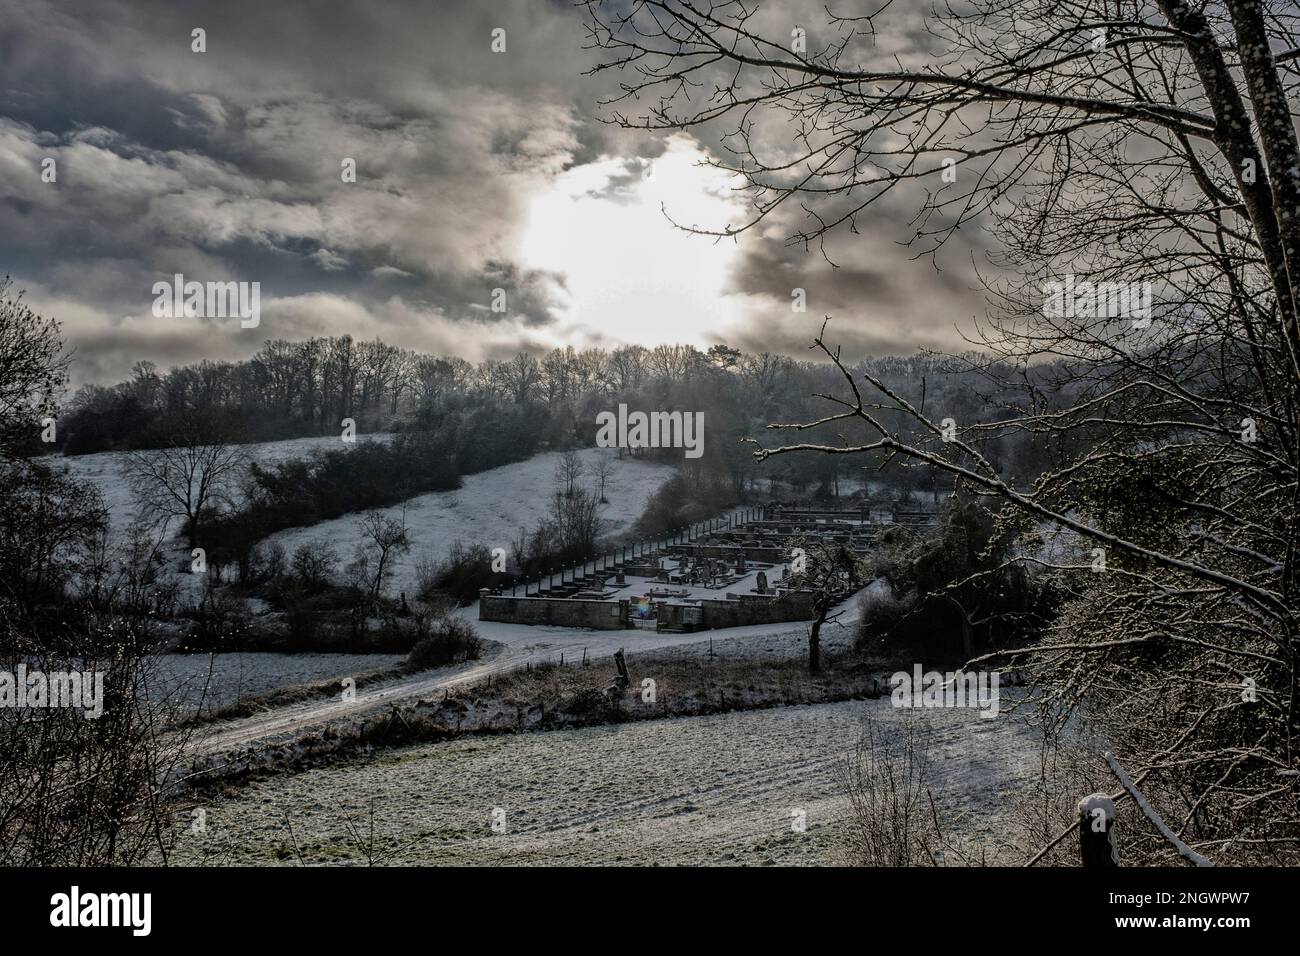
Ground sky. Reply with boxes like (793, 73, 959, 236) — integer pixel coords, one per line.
(0, 0, 987, 386)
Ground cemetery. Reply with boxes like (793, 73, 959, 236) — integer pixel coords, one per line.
(479, 502, 935, 632)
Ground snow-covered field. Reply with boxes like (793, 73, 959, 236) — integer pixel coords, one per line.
(175, 695, 1040, 866)
(147, 652, 405, 714)
(52, 432, 393, 534)
(265, 448, 674, 598)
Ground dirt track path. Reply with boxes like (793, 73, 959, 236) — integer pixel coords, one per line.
(193, 592, 869, 756)
(195, 637, 619, 754)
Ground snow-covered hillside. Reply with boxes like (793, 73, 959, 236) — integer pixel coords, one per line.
(52, 432, 393, 534)
(50, 438, 673, 607)
(266, 448, 674, 599)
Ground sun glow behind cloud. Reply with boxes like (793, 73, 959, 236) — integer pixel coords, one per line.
(518, 135, 752, 348)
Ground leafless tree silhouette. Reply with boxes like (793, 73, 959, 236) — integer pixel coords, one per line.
(585, 0, 1300, 858)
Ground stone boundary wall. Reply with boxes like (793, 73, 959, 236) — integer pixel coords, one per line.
(479, 593, 630, 629)
(699, 591, 817, 629)
(655, 590, 821, 631)
(481, 590, 817, 633)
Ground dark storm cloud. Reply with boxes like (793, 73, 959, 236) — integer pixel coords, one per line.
(1, 0, 988, 385)
(729, 247, 906, 311)
(0, 0, 625, 382)
(718, 180, 992, 359)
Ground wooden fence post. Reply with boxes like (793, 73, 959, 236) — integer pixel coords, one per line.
(1078, 793, 1118, 867)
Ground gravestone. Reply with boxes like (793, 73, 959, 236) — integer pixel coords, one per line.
(756, 571, 768, 595)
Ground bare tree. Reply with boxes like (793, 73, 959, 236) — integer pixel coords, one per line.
(547, 487, 603, 557)
(502, 350, 542, 404)
(0, 459, 107, 613)
(783, 536, 860, 673)
(585, 0, 1300, 855)
(555, 448, 585, 498)
(128, 418, 248, 551)
(0, 276, 68, 459)
(592, 451, 617, 503)
(354, 510, 410, 603)
(608, 344, 649, 392)
(0, 281, 193, 863)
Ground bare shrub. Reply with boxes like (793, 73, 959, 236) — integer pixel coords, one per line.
(259, 541, 288, 582)
(0, 609, 188, 864)
(182, 587, 250, 651)
(428, 541, 497, 605)
(406, 614, 482, 670)
(413, 550, 437, 602)
(842, 712, 950, 866)
(291, 538, 337, 590)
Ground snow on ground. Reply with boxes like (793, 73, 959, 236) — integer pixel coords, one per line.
(147, 652, 405, 715)
(265, 449, 674, 599)
(52, 432, 393, 534)
(175, 694, 1041, 866)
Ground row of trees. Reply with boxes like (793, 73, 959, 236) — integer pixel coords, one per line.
(66, 340, 741, 449)
(61, 333, 1072, 520)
